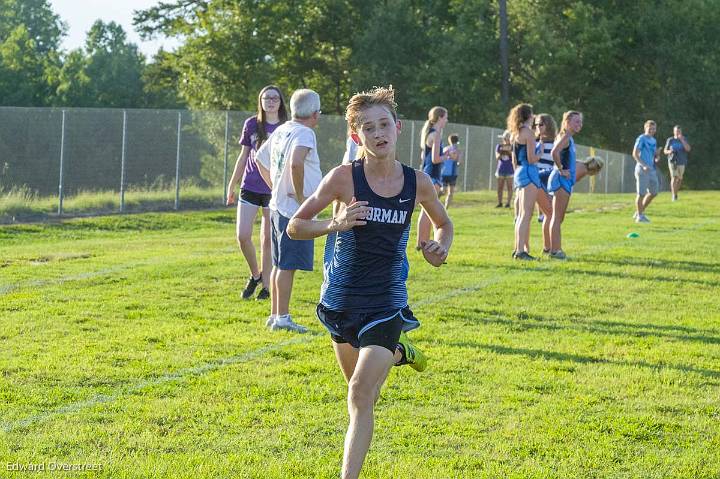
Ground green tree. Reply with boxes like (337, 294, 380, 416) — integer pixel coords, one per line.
(134, 0, 359, 112)
(56, 20, 146, 107)
(0, 0, 64, 106)
(142, 49, 185, 108)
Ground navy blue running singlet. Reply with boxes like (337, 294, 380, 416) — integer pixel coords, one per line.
(321, 159, 416, 313)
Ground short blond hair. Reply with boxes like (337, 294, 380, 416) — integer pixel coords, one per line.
(345, 86, 398, 134)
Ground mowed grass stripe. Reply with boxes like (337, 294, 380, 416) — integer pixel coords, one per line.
(1, 191, 719, 478)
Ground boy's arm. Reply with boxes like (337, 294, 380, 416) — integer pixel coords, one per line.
(415, 172, 453, 267)
(287, 166, 370, 240)
(632, 137, 647, 170)
(663, 138, 674, 156)
(680, 136, 691, 152)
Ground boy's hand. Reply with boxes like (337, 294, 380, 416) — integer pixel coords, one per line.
(420, 240, 448, 267)
(331, 197, 371, 232)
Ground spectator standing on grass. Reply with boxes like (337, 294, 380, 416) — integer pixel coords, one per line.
(533, 113, 556, 254)
(441, 133, 462, 209)
(226, 85, 288, 301)
(254, 89, 323, 333)
(547, 110, 583, 260)
(633, 120, 660, 223)
(509, 103, 541, 260)
(495, 130, 514, 208)
(664, 125, 691, 202)
(416, 106, 450, 250)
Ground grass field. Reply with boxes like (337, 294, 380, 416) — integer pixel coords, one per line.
(1, 191, 719, 478)
(0, 185, 224, 224)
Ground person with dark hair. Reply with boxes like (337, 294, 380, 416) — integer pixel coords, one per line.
(226, 85, 288, 301)
(664, 125, 691, 201)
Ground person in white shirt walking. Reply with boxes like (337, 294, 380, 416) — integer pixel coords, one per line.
(255, 89, 323, 332)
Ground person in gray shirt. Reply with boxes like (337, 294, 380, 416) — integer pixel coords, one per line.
(663, 125, 691, 201)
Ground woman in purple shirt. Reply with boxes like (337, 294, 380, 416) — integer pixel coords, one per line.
(227, 85, 288, 300)
(495, 130, 514, 208)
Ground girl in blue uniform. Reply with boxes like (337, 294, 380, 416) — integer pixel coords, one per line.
(287, 87, 453, 479)
(548, 110, 583, 259)
(417, 106, 449, 250)
(534, 113, 557, 254)
(441, 133, 462, 209)
(508, 103, 541, 260)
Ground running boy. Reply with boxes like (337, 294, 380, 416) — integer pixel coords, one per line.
(287, 87, 453, 479)
(633, 120, 660, 223)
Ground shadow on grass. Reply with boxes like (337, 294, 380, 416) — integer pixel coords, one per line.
(460, 308, 720, 346)
(581, 256, 720, 275)
(445, 339, 720, 379)
(551, 267, 720, 289)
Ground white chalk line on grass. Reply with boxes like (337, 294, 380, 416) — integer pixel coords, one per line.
(3, 217, 715, 432)
(0, 247, 237, 295)
(0, 266, 130, 295)
(2, 335, 312, 433)
(1, 276, 505, 433)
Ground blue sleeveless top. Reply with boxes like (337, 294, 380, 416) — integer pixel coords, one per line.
(422, 128, 443, 180)
(514, 142, 528, 165)
(548, 137, 577, 194)
(513, 139, 542, 189)
(321, 159, 416, 313)
(560, 137, 576, 173)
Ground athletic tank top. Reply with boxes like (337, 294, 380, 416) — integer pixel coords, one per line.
(560, 137, 576, 172)
(538, 139, 554, 170)
(513, 142, 528, 165)
(321, 159, 416, 313)
(422, 128, 443, 180)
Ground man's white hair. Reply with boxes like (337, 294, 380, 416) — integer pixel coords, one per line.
(290, 89, 321, 119)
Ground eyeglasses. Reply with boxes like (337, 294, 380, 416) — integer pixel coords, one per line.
(261, 96, 281, 102)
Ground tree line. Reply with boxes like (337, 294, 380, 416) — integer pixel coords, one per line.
(2, 0, 718, 188)
(0, 0, 182, 109)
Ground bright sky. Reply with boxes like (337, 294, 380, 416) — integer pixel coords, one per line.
(49, 0, 181, 58)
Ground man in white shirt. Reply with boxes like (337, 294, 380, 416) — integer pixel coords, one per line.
(255, 89, 323, 332)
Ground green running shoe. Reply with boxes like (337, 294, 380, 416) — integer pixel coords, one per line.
(396, 332, 427, 372)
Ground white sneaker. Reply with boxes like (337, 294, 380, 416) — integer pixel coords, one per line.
(265, 315, 276, 328)
(632, 211, 639, 220)
(271, 315, 307, 333)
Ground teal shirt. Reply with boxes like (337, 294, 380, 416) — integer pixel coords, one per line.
(634, 134, 657, 170)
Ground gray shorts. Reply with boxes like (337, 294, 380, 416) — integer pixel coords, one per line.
(635, 168, 659, 196)
(668, 162, 685, 179)
(270, 210, 314, 271)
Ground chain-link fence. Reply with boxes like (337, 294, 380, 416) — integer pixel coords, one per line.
(0, 107, 658, 221)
